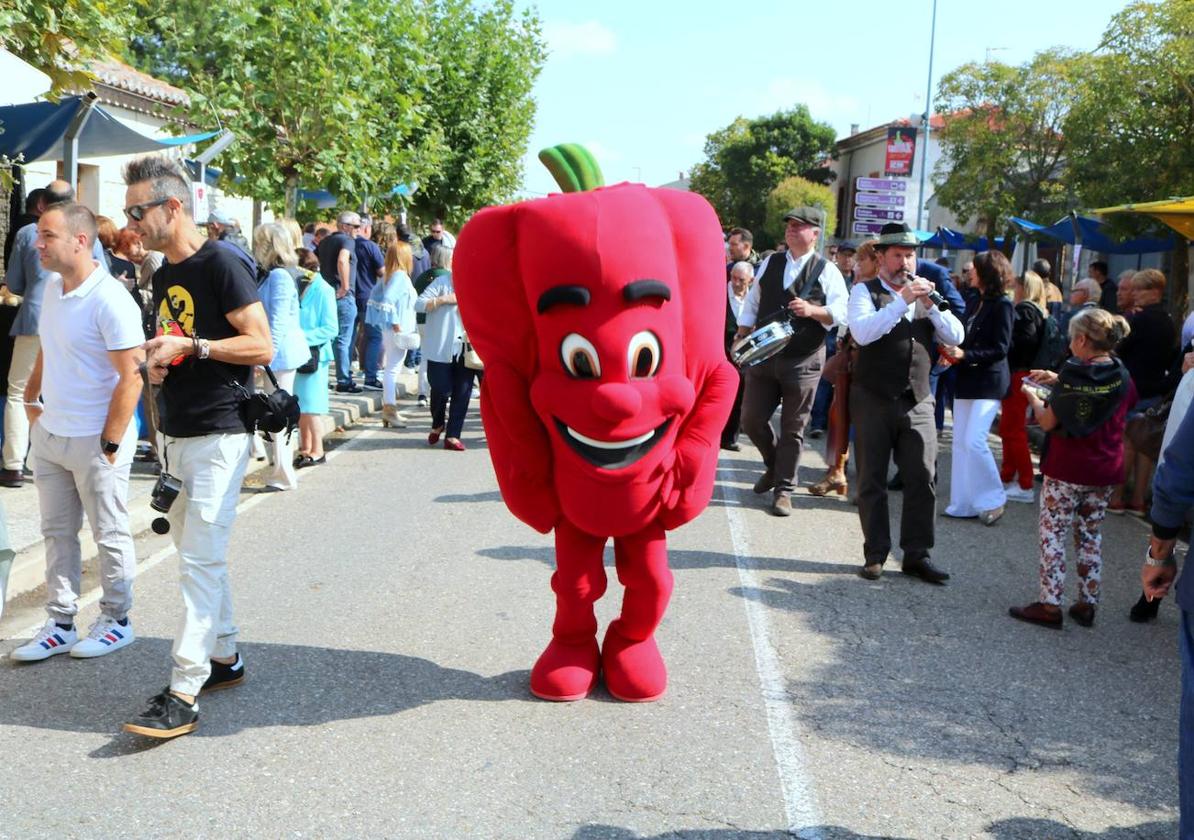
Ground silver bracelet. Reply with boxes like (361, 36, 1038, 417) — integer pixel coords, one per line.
(23, 400, 42, 407)
(1145, 544, 1177, 568)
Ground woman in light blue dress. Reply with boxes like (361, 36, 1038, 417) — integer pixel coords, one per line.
(293, 248, 338, 467)
(365, 241, 418, 427)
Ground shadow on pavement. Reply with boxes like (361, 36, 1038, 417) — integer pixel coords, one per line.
(572, 826, 907, 840)
(0, 637, 530, 754)
(476, 545, 856, 576)
(985, 817, 1178, 838)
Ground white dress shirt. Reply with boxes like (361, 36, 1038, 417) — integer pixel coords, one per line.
(727, 282, 748, 325)
(736, 250, 849, 331)
(847, 276, 965, 347)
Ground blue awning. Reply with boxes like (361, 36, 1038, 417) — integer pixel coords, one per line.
(1009, 214, 1174, 254)
(0, 96, 212, 163)
(933, 227, 1007, 251)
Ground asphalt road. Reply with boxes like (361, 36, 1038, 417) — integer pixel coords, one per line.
(0, 401, 1182, 839)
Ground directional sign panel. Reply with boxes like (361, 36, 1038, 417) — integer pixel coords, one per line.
(856, 177, 906, 193)
(856, 193, 905, 208)
(854, 207, 905, 221)
(852, 221, 887, 235)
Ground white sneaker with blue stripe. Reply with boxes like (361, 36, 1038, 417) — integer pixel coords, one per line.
(70, 615, 135, 658)
(10, 619, 78, 662)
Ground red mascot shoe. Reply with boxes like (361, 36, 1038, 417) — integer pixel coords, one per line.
(601, 627, 666, 703)
(530, 637, 601, 701)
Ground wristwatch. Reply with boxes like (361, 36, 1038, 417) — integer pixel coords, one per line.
(1145, 544, 1177, 568)
(101, 438, 120, 455)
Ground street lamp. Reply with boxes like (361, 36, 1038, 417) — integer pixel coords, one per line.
(915, 0, 938, 230)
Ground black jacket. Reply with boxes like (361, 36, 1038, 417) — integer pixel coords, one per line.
(955, 296, 1014, 400)
(1008, 301, 1045, 371)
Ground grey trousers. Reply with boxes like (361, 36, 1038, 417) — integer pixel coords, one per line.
(742, 347, 825, 494)
(31, 421, 138, 623)
(850, 387, 937, 565)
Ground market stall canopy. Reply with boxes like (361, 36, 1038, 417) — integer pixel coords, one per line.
(0, 96, 217, 163)
(1009, 213, 1175, 254)
(933, 227, 1007, 251)
(1093, 197, 1194, 240)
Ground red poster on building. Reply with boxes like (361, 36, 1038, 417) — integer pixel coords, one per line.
(884, 127, 917, 177)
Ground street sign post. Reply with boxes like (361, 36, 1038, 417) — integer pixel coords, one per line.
(852, 221, 887, 235)
(855, 177, 906, 193)
(856, 193, 906, 208)
(854, 207, 905, 221)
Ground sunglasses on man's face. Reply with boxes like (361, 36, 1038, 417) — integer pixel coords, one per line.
(123, 197, 170, 222)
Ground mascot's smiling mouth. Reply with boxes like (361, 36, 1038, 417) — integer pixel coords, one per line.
(554, 418, 673, 470)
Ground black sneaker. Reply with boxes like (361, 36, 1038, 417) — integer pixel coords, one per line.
(123, 688, 198, 739)
(336, 383, 363, 394)
(363, 380, 383, 391)
(202, 653, 246, 693)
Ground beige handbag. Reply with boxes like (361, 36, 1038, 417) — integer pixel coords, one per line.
(462, 337, 484, 371)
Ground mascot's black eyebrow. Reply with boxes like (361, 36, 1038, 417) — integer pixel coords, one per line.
(537, 285, 591, 314)
(623, 279, 671, 303)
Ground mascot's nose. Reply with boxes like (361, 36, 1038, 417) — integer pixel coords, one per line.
(589, 383, 643, 423)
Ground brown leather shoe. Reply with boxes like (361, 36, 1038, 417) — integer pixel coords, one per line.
(0, 468, 24, 488)
(753, 470, 775, 494)
(770, 493, 792, 517)
(1009, 602, 1063, 629)
(1067, 602, 1096, 627)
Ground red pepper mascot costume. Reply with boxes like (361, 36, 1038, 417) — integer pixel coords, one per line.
(454, 144, 736, 702)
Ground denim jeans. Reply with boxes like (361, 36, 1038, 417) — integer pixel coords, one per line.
(1181, 609, 1193, 839)
(427, 358, 477, 440)
(333, 295, 358, 386)
(362, 323, 383, 383)
(809, 330, 837, 431)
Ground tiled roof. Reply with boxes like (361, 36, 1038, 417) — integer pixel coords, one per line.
(87, 57, 190, 107)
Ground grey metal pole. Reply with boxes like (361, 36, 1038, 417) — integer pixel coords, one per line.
(916, 0, 938, 230)
(62, 93, 99, 194)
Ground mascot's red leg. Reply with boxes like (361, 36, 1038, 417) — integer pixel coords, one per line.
(530, 519, 607, 701)
(602, 524, 673, 702)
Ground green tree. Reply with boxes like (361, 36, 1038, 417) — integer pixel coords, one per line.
(403, 0, 546, 227)
(1065, 0, 1194, 209)
(127, 0, 440, 216)
(763, 177, 836, 247)
(0, 0, 137, 94)
(932, 48, 1079, 241)
(688, 107, 836, 233)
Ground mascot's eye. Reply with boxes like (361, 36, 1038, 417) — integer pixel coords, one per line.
(627, 331, 661, 379)
(561, 333, 601, 379)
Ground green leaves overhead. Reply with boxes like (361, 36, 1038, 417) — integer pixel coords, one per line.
(688, 107, 836, 235)
(123, 0, 544, 221)
(0, 0, 138, 95)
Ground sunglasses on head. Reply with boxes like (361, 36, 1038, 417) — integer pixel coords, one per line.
(123, 197, 170, 221)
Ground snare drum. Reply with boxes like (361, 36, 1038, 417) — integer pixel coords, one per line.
(731, 320, 795, 367)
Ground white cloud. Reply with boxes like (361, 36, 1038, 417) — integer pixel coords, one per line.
(543, 20, 617, 58)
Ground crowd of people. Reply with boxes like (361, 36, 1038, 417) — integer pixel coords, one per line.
(0, 157, 475, 737)
(721, 216, 1193, 619)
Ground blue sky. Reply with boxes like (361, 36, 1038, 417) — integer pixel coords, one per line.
(516, 0, 1135, 197)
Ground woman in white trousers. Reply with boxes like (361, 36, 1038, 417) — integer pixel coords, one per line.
(941, 251, 1015, 525)
(365, 240, 419, 427)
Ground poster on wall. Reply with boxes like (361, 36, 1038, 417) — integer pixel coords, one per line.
(884, 127, 917, 177)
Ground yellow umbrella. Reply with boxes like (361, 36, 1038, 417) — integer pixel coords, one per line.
(1093, 196, 1194, 239)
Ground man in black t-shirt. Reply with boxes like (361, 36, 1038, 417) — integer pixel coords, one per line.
(118, 155, 273, 740)
(316, 211, 361, 392)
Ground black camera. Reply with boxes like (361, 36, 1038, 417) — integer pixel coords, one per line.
(149, 471, 182, 534)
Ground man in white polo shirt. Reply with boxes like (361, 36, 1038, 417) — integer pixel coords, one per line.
(9, 202, 145, 662)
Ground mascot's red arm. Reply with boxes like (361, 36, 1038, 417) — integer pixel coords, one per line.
(454, 204, 560, 534)
(651, 188, 739, 529)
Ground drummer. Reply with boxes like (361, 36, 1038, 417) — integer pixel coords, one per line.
(734, 207, 849, 516)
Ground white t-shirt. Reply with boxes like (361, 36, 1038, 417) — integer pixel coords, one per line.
(38, 262, 145, 437)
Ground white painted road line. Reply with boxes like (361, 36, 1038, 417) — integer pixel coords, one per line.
(719, 464, 824, 839)
(11, 428, 380, 642)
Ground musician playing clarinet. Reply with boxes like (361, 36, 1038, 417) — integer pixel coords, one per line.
(734, 207, 849, 517)
(847, 222, 964, 584)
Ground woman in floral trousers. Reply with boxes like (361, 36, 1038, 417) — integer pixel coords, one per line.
(1010, 308, 1137, 629)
